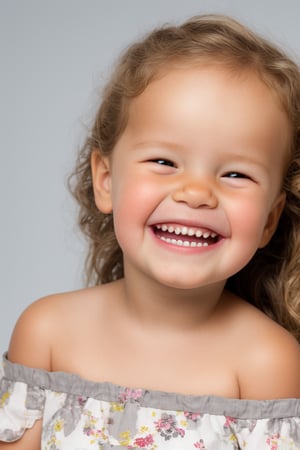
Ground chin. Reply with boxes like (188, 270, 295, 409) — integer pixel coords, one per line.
(155, 275, 216, 291)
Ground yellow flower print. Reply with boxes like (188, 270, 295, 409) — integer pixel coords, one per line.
(54, 419, 64, 432)
(46, 435, 60, 448)
(119, 430, 131, 446)
(229, 434, 238, 442)
(111, 402, 124, 412)
(0, 391, 10, 407)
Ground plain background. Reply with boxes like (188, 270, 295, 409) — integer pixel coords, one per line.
(1, 0, 300, 354)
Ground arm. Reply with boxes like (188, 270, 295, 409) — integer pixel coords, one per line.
(0, 297, 54, 449)
(8, 296, 53, 368)
(238, 324, 300, 400)
(0, 421, 42, 450)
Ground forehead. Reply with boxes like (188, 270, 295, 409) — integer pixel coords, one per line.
(123, 66, 290, 160)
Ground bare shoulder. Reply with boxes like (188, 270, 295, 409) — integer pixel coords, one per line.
(231, 295, 300, 399)
(8, 282, 119, 371)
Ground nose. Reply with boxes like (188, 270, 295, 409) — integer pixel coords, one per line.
(172, 177, 218, 209)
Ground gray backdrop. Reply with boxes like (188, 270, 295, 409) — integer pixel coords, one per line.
(1, 0, 300, 354)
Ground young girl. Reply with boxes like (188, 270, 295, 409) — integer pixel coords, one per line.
(1, 14, 300, 450)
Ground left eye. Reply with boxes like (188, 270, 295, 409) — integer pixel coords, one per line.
(223, 172, 250, 179)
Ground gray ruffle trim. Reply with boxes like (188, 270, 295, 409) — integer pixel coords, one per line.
(2, 353, 300, 420)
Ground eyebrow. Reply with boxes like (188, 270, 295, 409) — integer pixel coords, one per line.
(132, 140, 184, 151)
(216, 151, 272, 175)
(221, 150, 269, 163)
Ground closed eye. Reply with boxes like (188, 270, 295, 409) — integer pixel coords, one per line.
(149, 159, 175, 167)
(223, 172, 251, 179)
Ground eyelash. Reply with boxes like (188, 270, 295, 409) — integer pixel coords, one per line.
(148, 161, 253, 182)
(222, 172, 250, 179)
(150, 159, 175, 167)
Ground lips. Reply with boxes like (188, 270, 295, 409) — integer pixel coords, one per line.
(153, 223, 220, 247)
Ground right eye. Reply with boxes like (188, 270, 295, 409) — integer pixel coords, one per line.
(149, 159, 175, 167)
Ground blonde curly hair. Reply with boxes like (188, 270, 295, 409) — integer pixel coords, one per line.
(69, 14, 300, 342)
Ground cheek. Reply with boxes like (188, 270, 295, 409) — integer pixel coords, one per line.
(231, 201, 267, 242)
(112, 173, 164, 217)
(111, 176, 161, 243)
(224, 201, 270, 274)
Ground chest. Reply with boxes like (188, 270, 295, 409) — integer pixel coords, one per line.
(52, 321, 240, 398)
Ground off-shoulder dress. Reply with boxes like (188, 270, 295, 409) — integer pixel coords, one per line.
(1, 354, 299, 449)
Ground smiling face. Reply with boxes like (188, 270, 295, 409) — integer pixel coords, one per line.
(92, 65, 289, 290)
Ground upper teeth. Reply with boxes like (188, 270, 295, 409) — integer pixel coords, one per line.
(156, 224, 217, 239)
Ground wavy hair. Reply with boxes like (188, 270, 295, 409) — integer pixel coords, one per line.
(69, 15, 300, 342)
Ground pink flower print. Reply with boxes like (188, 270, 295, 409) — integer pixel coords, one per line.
(155, 413, 185, 441)
(134, 434, 154, 447)
(118, 388, 143, 403)
(224, 416, 237, 428)
(77, 396, 86, 407)
(266, 433, 280, 450)
(83, 425, 94, 437)
(184, 411, 202, 422)
(194, 439, 206, 448)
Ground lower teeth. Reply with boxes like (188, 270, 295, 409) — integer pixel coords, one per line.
(160, 237, 208, 247)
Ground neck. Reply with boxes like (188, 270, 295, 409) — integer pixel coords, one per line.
(119, 263, 227, 333)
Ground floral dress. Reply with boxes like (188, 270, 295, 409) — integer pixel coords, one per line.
(0, 353, 299, 449)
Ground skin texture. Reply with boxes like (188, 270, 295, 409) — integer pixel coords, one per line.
(3, 66, 300, 448)
(94, 67, 288, 291)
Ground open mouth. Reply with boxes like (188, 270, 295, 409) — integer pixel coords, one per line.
(153, 224, 220, 247)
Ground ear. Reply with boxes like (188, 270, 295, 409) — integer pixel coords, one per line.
(91, 149, 113, 213)
(259, 191, 286, 248)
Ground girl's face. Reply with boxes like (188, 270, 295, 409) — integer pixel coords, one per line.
(93, 66, 289, 290)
